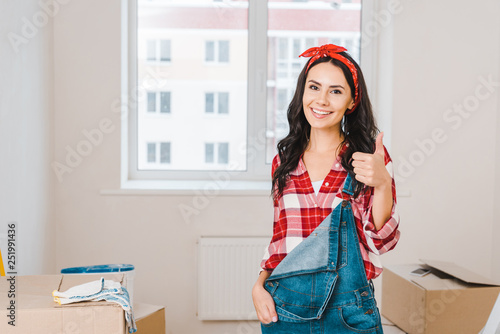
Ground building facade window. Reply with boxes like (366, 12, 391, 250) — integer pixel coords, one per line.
(205, 142, 229, 165)
(218, 142, 229, 164)
(147, 92, 156, 113)
(205, 92, 229, 114)
(205, 40, 230, 63)
(146, 91, 171, 114)
(146, 39, 171, 63)
(146, 142, 171, 164)
(160, 142, 171, 163)
(205, 143, 214, 163)
(160, 92, 171, 114)
(147, 142, 156, 163)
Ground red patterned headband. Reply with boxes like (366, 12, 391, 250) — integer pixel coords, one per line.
(299, 44, 360, 114)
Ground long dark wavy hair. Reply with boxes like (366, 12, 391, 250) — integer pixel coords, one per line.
(272, 52, 378, 200)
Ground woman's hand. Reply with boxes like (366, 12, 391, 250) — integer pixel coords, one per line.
(351, 132, 391, 189)
(252, 272, 278, 324)
(352, 132, 394, 230)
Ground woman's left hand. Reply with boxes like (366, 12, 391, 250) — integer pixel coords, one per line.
(351, 132, 392, 189)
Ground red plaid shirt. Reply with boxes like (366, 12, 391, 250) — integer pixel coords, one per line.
(261, 145, 400, 279)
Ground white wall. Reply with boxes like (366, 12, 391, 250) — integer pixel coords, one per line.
(384, 0, 500, 279)
(0, 0, 55, 274)
(46, 0, 500, 334)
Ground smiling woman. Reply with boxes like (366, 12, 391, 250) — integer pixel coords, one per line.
(252, 44, 400, 333)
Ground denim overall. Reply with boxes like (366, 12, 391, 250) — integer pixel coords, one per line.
(262, 174, 383, 333)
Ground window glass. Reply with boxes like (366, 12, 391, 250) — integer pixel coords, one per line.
(160, 40, 170, 62)
(277, 89, 287, 110)
(218, 92, 229, 114)
(147, 143, 156, 163)
(147, 92, 156, 113)
(147, 40, 156, 61)
(160, 142, 170, 163)
(218, 143, 229, 164)
(205, 143, 214, 163)
(160, 92, 170, 114)
(137, 0, 248, 171)
(205, 93, 214, 114)
(205, 41, 215, 62)
(219, 41, 230, 63)
(134, 0, 360, 175)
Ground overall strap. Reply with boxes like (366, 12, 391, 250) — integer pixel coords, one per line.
(342, 172, 356, 197)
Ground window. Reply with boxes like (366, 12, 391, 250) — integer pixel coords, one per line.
(126, 0, 364, 187)
(205, 40, 230, 63)
(205, 92, 229, 114)
(147, 40, 156, 61)
(147, 143, 156, 163)
(146, 39, 171, 63)
(146, 142, 171, 165)
(205, 143, 214, 163)
(146, 92, 171, 114)
(160, 40, 171, 62)
(218, 143, 229, 164)
(160, 92, 171, 114)
(147, 92, 156, 113)
(134, 0, 247, 174)
(205, 41, 215, 62)
(160, 142, 171, 163)
(205, 142, 229, 165)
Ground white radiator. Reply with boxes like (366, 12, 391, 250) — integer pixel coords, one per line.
(197, 236, 270, 320)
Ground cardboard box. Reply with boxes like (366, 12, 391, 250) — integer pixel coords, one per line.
(0, 274, 165, 334)
(382, 260, 500, 334)
(135, 303, 166, 334)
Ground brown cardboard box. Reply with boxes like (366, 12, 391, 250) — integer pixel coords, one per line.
(0, 274, 165, 334)
(382, 260, 500, 334)
(135, 303, 166, 334)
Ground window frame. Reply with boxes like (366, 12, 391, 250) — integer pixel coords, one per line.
(204, 142, 230, 165)
(205, 92, 230, 115)
(146, 91, 171, 114)
(145, 141, 171, 165)
(121, 0, 376, 191)
(146, 39, 171, 64)
(204, 40, 231, 64)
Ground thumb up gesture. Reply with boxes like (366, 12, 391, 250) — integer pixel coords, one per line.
(351, 132, 392, 188)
